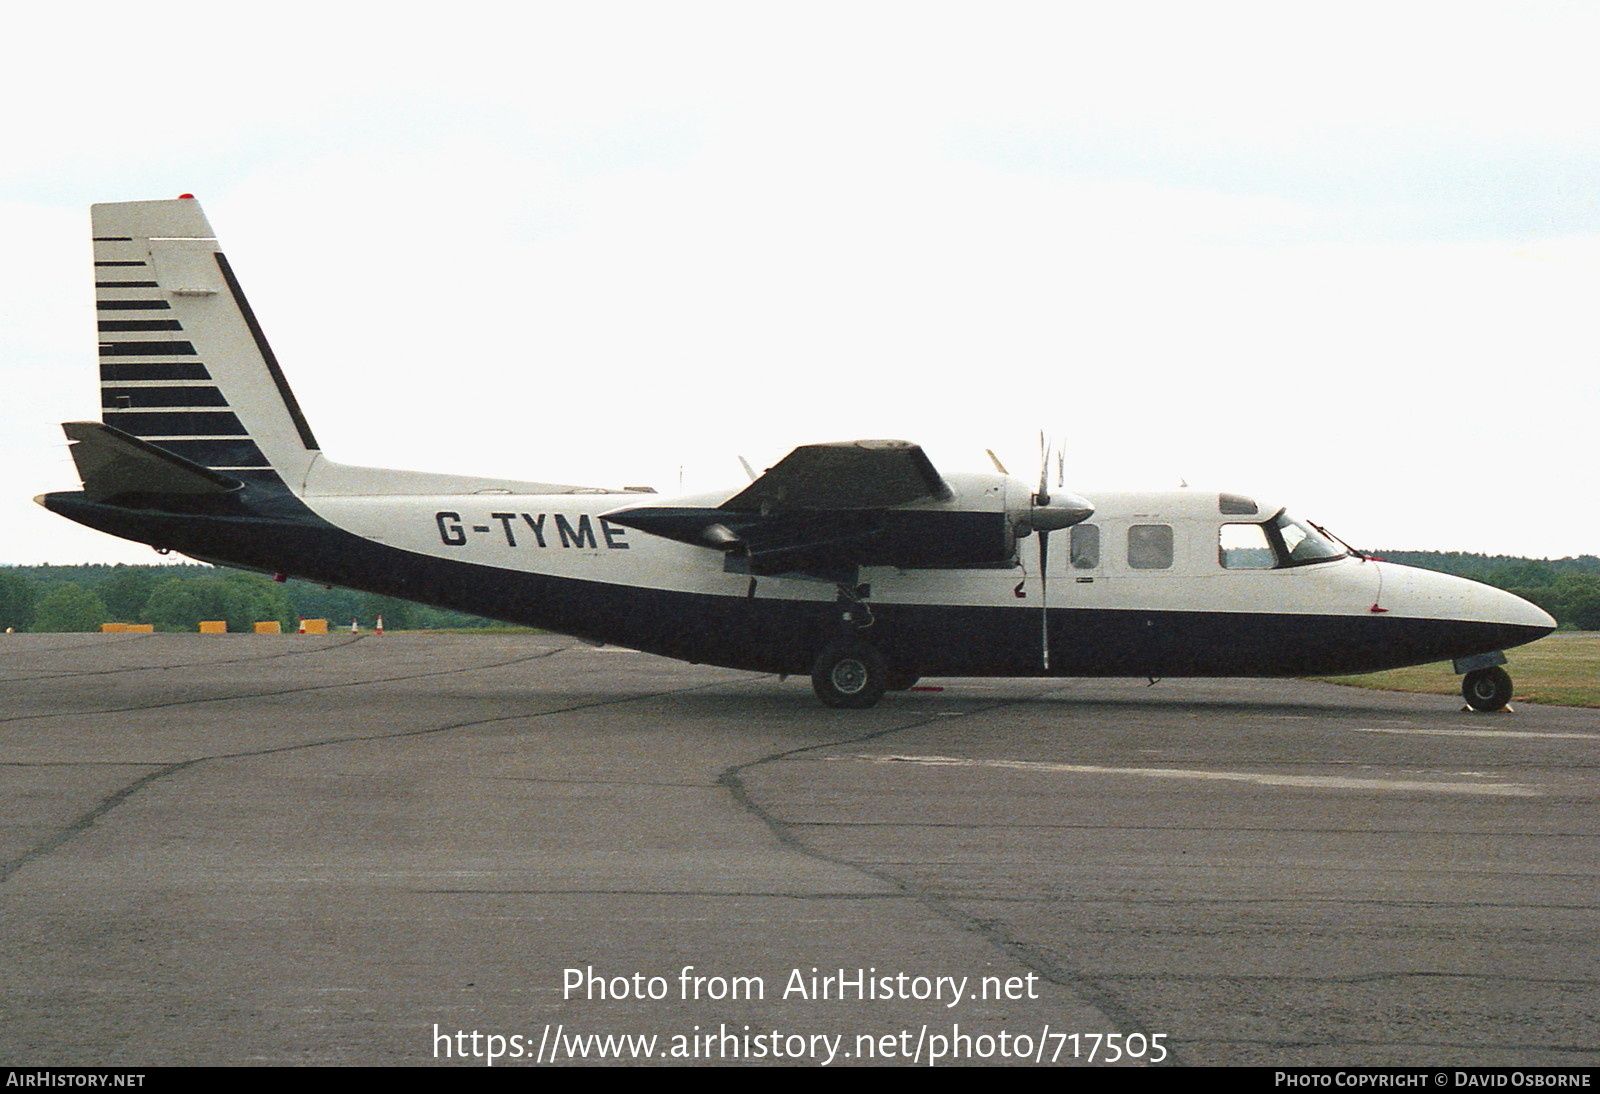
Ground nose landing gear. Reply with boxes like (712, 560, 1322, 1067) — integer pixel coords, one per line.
(1461, 665, 1514, 712)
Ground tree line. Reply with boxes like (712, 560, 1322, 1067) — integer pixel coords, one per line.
(0, 564, 500, 633)
(2, 552, 1597, 634)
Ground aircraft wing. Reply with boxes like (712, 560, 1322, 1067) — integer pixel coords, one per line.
(603, 440, 1011, 581)
(722, 440, 952, 513)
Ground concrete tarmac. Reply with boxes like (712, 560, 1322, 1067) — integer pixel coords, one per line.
(1, 633, 1596, 1067)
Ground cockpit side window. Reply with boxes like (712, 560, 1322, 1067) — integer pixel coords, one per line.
(1219, 522, 1276, 569)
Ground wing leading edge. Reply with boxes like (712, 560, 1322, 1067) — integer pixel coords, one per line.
(604, 440, 1015, 581)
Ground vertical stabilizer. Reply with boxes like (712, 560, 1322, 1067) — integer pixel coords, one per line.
(92, 197, 319, 491)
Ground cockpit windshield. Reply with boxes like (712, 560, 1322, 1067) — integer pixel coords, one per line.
(1271, 511, 1346, 566)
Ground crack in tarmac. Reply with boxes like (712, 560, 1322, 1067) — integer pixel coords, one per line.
(717, 685, 1187, 1065)
(0, 643, 739, 885)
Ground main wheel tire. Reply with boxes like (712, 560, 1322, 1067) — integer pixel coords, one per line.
(1462, 666, 1513, 711)
(811, 641, 888, 709)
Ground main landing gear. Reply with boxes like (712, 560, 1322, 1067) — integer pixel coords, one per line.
(1461, 666, 1514, 712)
(811, 640, 888, 709)
(810, 580, 916, 708)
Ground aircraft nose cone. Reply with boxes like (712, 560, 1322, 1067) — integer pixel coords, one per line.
(1453, 571, 1556, 633)
(1377, 562, 1555, 645)
(1497, 586, 1558, 633)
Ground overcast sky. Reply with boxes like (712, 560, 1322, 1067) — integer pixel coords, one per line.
(4, 1, 1597, 564)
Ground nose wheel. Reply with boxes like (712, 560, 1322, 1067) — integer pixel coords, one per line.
(1461, 666, 1514, 712)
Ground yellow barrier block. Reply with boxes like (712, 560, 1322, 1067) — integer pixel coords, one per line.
(300, 618, 329, 635)
(101, 623, 130, 633)
(126, 624, 154, 633)
(198, 620, 227, 634)
(253, 621, 282, 634)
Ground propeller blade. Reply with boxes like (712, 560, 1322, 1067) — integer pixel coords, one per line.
(1039, 527, 1050, 670)
(1036, 431, 1050, 507)
(1020, 430, 1092, 671)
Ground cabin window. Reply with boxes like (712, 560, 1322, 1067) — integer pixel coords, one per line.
(1127, 524, 1173, 569)
(1070, 524, 1100, 569)
(1219, 522, 1276, 569)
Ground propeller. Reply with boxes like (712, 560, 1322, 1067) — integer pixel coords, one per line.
(1018, 432, 1094, 670)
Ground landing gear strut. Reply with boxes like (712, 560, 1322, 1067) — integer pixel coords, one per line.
(1461, 666, 1514, 712)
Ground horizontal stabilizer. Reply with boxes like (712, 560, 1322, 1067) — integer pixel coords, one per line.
(62, 421, 243, 502)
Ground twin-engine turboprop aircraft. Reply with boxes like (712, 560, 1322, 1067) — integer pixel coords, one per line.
(39, 198, 1555, 709)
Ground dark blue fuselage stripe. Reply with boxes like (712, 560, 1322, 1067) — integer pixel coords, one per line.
(40, 488, 1551, 680)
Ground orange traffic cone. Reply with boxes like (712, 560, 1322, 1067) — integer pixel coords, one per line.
(350, 618, 359, 634)
(375, 615, 385, 636)
(297, 617, 306, 634)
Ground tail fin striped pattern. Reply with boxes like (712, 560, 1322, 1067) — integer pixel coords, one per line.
(91, 198, 319, 490)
